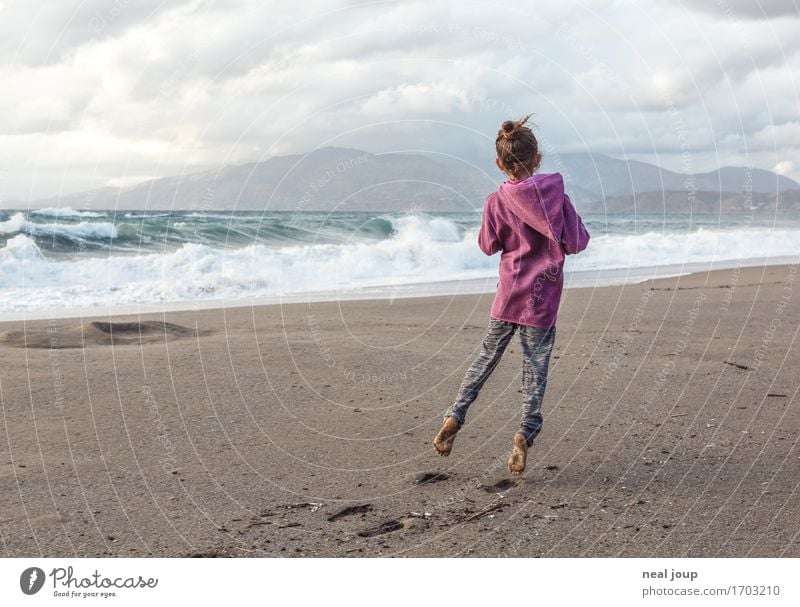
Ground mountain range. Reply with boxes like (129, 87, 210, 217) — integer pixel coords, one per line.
(16, 147, 800, 213)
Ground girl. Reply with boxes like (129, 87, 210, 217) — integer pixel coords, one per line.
(433, 115, 590, 475)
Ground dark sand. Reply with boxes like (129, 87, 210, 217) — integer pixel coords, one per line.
(1, 264, 798, 557)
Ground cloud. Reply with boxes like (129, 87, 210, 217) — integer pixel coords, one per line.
(0, 0, 199, 66)
(680, 0, 800, 20)
(1, 0, 799, 200)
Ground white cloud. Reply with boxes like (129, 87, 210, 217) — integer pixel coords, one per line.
(0, 0, 798, 200)
(680, 0, 800, 19)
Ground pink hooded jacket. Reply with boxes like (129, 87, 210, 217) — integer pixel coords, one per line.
(479, 172, 590, 328)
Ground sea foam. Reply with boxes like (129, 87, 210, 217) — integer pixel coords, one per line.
(0, 212, 118, 240)
(1, 214, 799, 313)
(31, 207, 105, 218)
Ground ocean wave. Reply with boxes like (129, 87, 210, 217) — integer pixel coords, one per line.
(1, 215, 799, 313)
(31, 207, 105, 218)
(184, 212, 239, 219)
(0, 216, 491, 311)
(571, 227, 800, 271)
(0, 212, 118, 240)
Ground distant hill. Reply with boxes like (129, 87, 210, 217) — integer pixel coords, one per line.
(544, 154, 800, 205)
(27, 148, 495, 213)
(17, 147, 800, 213)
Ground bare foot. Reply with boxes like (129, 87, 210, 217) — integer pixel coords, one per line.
(507, 433, 528, 475)
(432, 417, 460, 456)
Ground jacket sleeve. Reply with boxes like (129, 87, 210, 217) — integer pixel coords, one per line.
(478, 199, 502, 255)
(560, 193, 590, 255)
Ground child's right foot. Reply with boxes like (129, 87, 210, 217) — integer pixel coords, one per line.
(432, 417, 460, 456)
(507, 433, 528, 475)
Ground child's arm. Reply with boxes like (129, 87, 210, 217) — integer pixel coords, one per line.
(560, 193, 590, 255)
(478, 199, 502, 255)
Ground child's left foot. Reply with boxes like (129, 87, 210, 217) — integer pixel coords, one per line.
(432, 417, 460, 456)
(507, 433, 528, 475)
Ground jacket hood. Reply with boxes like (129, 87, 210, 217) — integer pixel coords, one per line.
(497, 172, 566, 244)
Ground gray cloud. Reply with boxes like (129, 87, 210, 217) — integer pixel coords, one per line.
(0, 0, 200, 66)
(681, 0, 800, 19)
(0, 0, 798, 201)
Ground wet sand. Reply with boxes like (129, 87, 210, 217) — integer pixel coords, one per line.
(1, 264, 798, 557)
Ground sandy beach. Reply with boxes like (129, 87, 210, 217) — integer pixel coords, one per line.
(1, 264, 798, 557)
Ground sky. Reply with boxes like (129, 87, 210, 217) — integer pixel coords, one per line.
(0, 0, 798, 202)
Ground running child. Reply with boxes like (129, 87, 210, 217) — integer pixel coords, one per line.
(432, 115, 590, 475)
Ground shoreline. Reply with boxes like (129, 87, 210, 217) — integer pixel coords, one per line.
(1, 255, 796, 324)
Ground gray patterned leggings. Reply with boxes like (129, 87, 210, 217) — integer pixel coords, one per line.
(445, 319, 556, 447)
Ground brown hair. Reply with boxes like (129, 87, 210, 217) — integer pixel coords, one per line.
(495, 114, 539, 179)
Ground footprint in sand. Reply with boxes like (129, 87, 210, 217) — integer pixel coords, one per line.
(483, 478, 519, 493)
(357, 520, 403, 538)
(413, 472, 450, 485)
(326, 504, 373, 523)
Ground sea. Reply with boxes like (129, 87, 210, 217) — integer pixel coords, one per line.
(1, 207, 799, 320)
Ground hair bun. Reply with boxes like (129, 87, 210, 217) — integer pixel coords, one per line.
(495, 114, 538, 178)
(501, 120, 517, 139)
